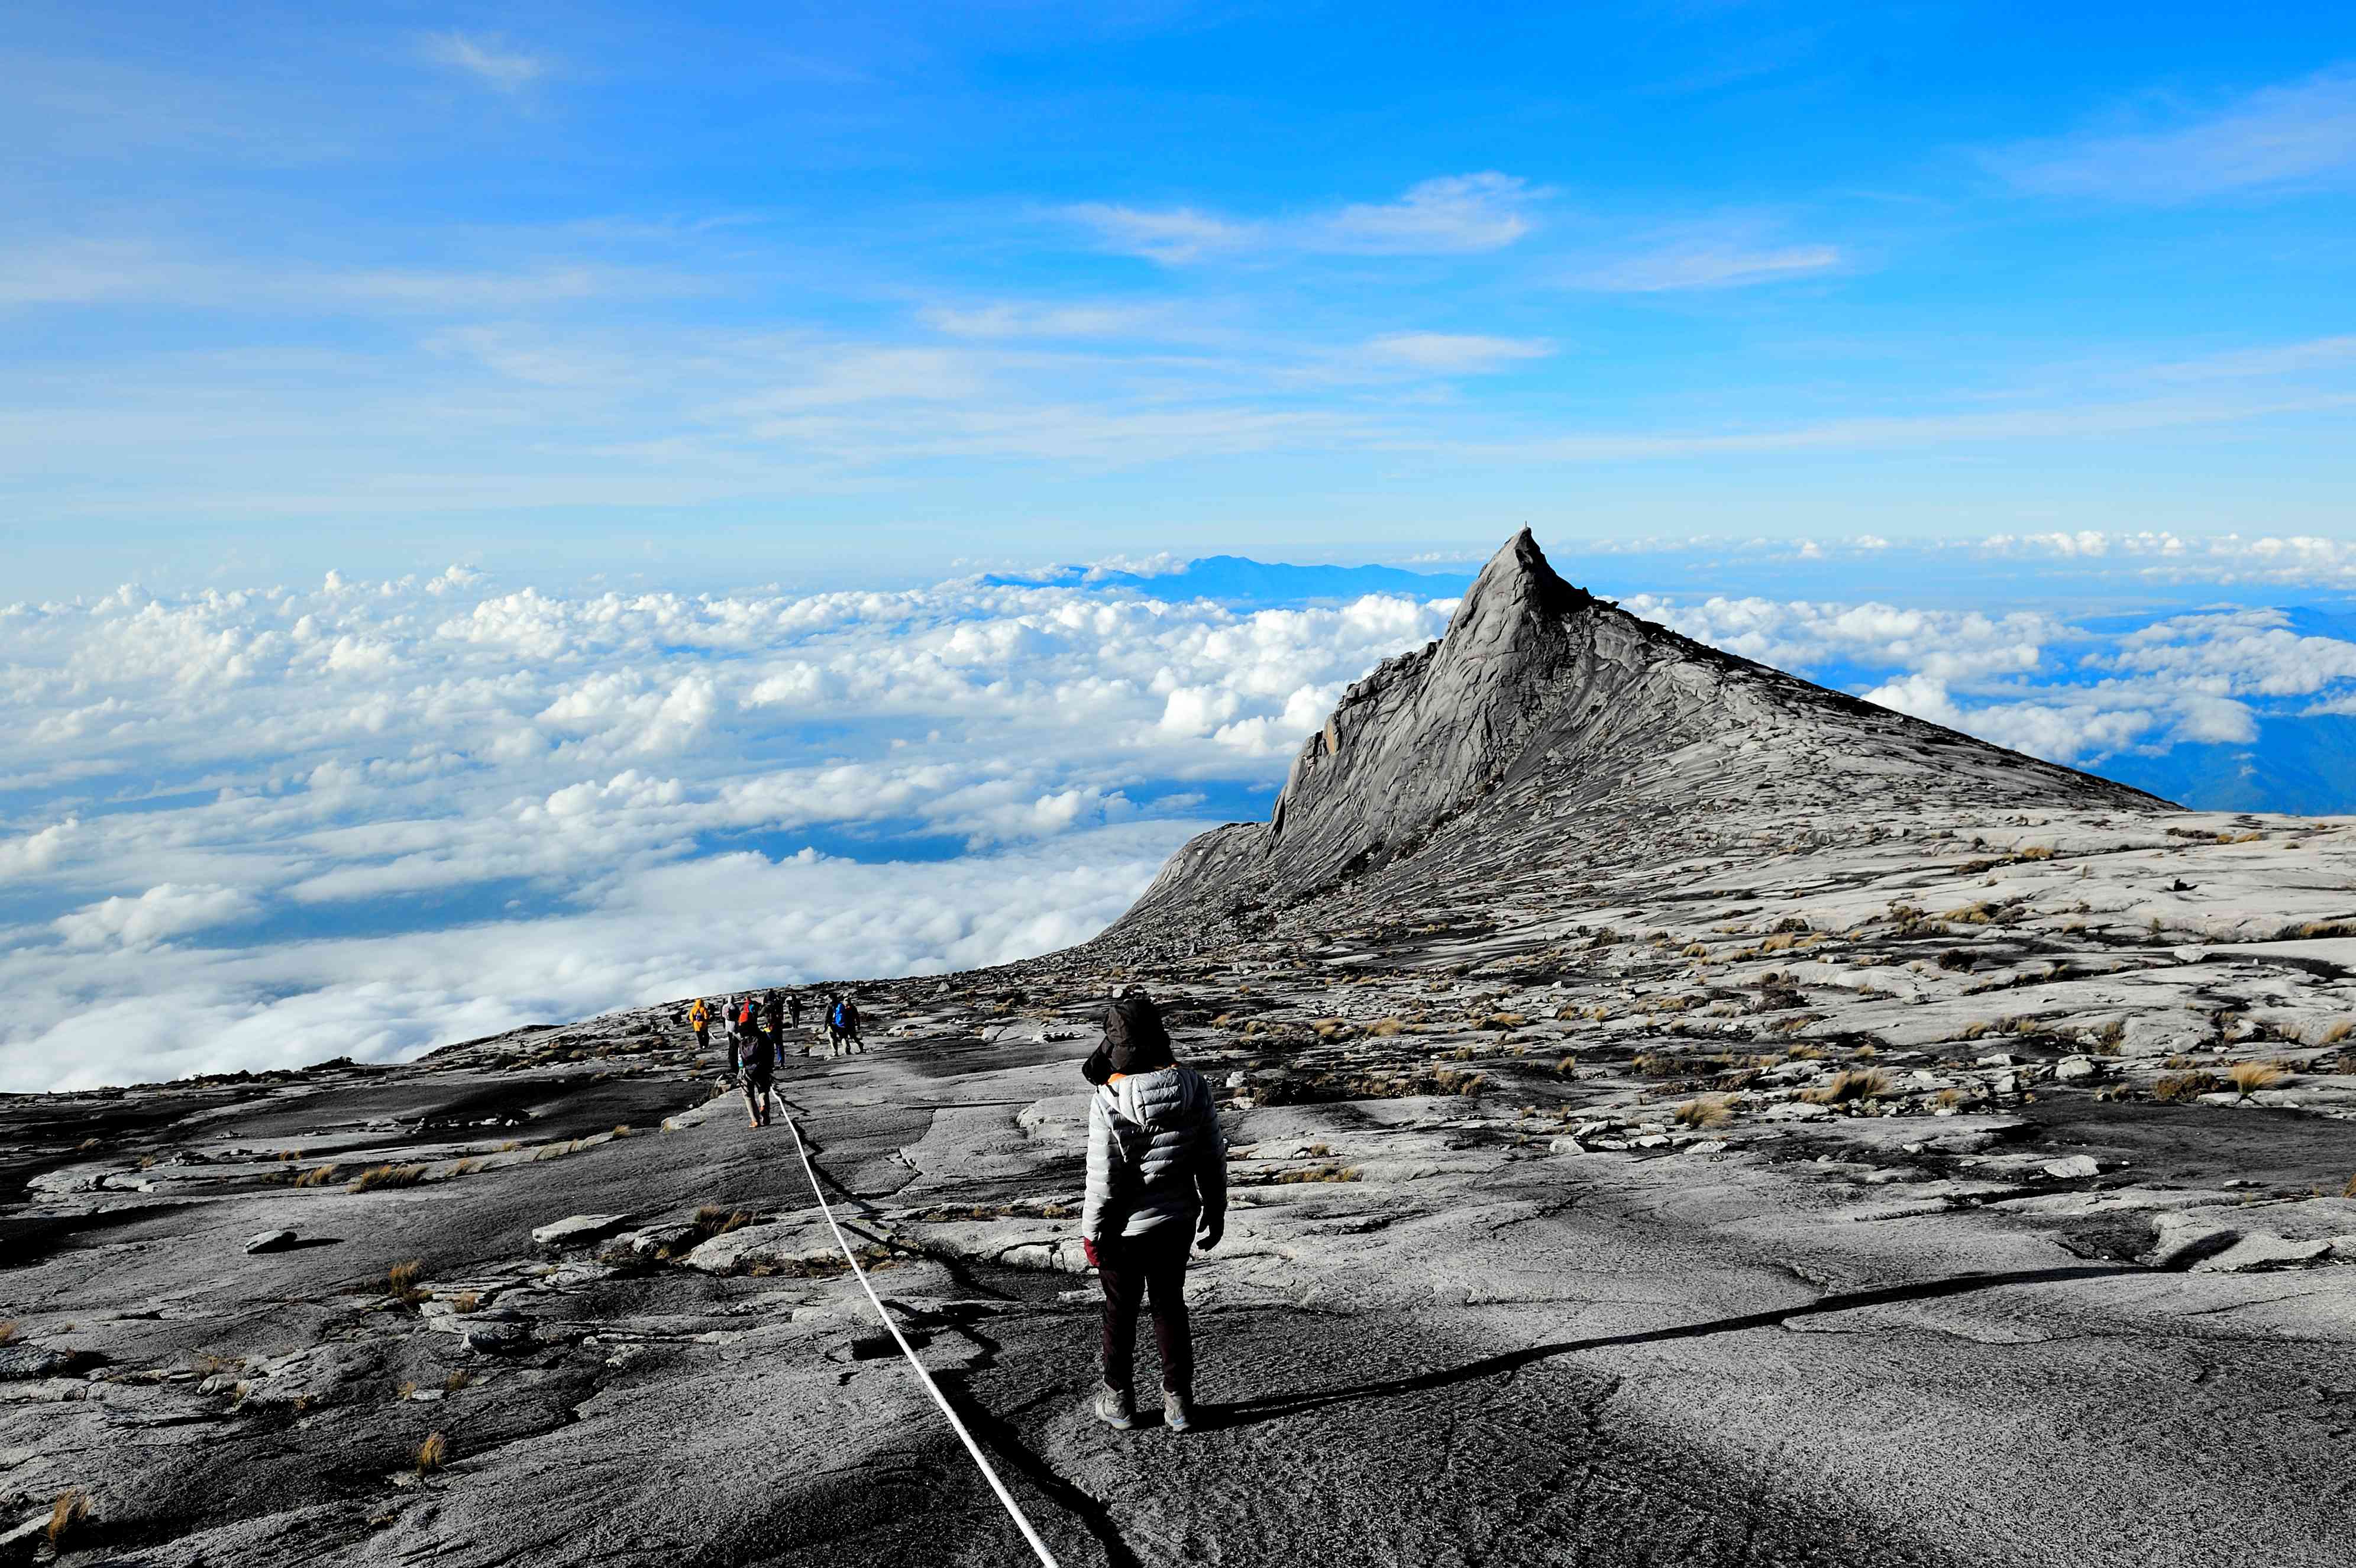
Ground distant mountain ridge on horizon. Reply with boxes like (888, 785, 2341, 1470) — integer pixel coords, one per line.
(987, 554, 1475, 607)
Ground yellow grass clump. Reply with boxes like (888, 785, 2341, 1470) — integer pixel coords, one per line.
(1672, 1095, 1734, 1130)
(47, 1489, 91, 1548)
(348, 1164, 427, 1192)
(386, 1259, 428, 1305)
(2225, 1061, 2289, 1100)
(1802, 1068, 1891, 1106)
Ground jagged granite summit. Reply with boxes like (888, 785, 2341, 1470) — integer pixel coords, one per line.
(1116, 529, 2164, 945)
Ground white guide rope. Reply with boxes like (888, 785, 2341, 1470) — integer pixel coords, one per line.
(777, 1099, 1064, 1568)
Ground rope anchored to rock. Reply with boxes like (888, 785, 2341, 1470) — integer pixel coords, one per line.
(777, 1101, 1064, 1568)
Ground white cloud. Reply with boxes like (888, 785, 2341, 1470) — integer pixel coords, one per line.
(1996, 67, 2356, 201)
(1062, 203, 1255, 264)
(920, 302, 1172, 340)
(1365, 332, 1554, 373)
(0, 565, 1459, 1089)
(1571, 242, 1841, 292)
(0, 819, 80, 877)
(1316, 173, 1541, 254)
(1065, 172, 1543, 265)
(54, 883, 259, 950)
(421, 32, 550, 93)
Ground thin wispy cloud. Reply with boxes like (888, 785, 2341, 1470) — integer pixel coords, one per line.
(1996, 66, 2356, 201)
(2151, 334, 2356, 382)
(1570, 240, 1842, 292)
(920, 302, 1176, 340)
(1062, 203, 1255, 264)
(1065, 173, 1544, 265)
(1316, 173, 1543, 254)
(1364, 332, 1554, 373)
(421, 31, 550, 92)
(0, 241, 658, 311)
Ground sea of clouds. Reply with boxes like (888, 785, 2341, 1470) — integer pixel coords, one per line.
(8, 550, 2356, 1092)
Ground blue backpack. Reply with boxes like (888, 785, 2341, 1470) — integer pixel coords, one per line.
(831, 1001, 848, 1030)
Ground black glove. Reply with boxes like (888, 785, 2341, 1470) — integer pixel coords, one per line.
(1195, 1213, 1223, 1252)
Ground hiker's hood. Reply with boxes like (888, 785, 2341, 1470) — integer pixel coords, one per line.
(1102, 1065, 1208, 1131)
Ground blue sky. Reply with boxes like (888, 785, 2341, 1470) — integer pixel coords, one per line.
(7, 2, 2354, 596)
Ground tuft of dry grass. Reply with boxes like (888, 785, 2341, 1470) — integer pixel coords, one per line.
(1934, 1087, 1970, 1108)
(2225, 1061, 2289, 1100)
(1479, 1013, 1527, 1031)
(293, 1164, 340, 1187)
(2016, 845, 2056, 861)
(452, 1291, 481, 1315)
(415, 1431, 448, 1475)
(1802, 1068, 1892, 1106)
(1672, 1095, 1734, 1130)
(349, 1163, 428, 1192)
(2342, 1173, 2356, 1200)
(610, 1124, 632, 1139)
(0, 1320, 16, 1346)
(2320, 1020, 2354, 1046)
(444, 1369, 474, 1392)
(386, 1259, 427, 1305)
(47, 1488, 91, 1548)
(2153, 1070, 2221, 1103)
(1366, 1017, 1404, 1036)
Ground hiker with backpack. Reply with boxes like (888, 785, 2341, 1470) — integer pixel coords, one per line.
(1079, 990, 1227, 1435)
(826, 994, 864, 1058)
(688, 997, 710, 1055)
(736, 1008, 779, 1129)
(763, 989, 785, 1049)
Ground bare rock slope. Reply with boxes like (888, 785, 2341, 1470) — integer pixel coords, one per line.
(4, 534, 2353, 1568)
(1117, 528, 2163, 946)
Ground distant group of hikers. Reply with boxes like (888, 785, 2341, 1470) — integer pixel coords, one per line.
(685, 988, 864, 1128)
(687, 980, 1226, 1434)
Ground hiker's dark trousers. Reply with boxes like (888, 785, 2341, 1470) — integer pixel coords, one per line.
(1097, 1227, 1192, 1396)
(742, 1071, 773, 1123)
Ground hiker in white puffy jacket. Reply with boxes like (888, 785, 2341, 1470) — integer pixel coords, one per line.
(1080, 989, 1226, 1434)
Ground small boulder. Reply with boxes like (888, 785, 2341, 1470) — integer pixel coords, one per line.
(2042, 1155, 2101, 1180)
(2148, 1213, 2241, 1270)
(2053, 1056, 2100, 1082)
(2193, 1233, 2333, 1274)
(0, 1346, 76, 1382)
(531, 1213, 633, 1249)
(463, 1320, 534, 1356)
(244, 1229, 299, 1255)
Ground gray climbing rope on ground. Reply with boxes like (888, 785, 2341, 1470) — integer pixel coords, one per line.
(777, 1101, 1064, 1568)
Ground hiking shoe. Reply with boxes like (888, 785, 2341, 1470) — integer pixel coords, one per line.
(1092, 1386, 1136, 1431)
(1162, 1390, 1196, 1434)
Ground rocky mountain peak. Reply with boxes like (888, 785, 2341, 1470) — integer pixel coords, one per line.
(1443, 525, 1591, 644)
(1111, 530, 2169, 943)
